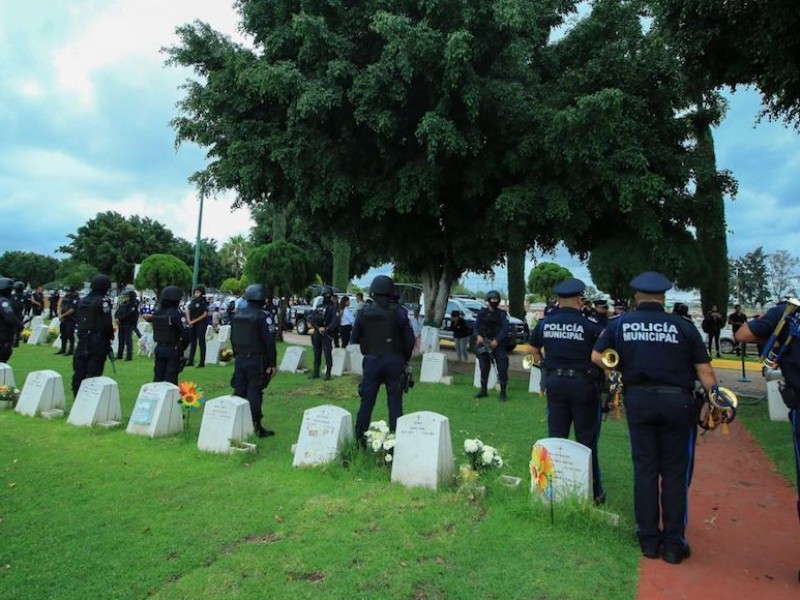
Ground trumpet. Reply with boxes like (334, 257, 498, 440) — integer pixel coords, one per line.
(522, 355, 540, 370)
(760, 298, 800, 369)
(601, 349, 623, 418)
(601, 348, 619, 369)
(698, 386, 738, 435)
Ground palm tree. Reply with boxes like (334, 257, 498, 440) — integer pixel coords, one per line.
(220, 235, 250, 279)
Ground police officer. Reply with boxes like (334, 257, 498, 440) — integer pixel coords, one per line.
(72, 275, 115, 396)
(115, 290, 139, 361)
(186, 285, 210, 368)
(56, 286, 80, 356)
(11, 282, 26, 346)
(591, 271, 718, 565)
(30, 285, 44, 317)
(151, 286, 192, 384)
(309, 286, 339, 380)
(735, 299, 800, 539)
(592, 299, 610, 326)
(529, 278, 606, 503)
(0, 278, 23, 362)
(351, 275, 415, 442)
(49, 289, 60, 319)
(474, 290, 511, 400)
(231, 284, 277, 437)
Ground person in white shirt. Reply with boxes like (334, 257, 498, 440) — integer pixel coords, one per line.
(337, 296, 355, 347)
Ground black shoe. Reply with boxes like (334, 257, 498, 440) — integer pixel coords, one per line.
(55, 350, 64, 355)
(186, 363, 195, 367)
(64, 351, 73, 356)
(499, 387, 507, 402)
(662, 544, 691, 565)
(197, 364, 205, 368)
(309, 373, 320, 379)
(476, 387, 488, 398)
(593, 493, 606, 506)
(255, 424, 275, 438)
(640, 540, 662, 560)
(323, 373, 331, 381)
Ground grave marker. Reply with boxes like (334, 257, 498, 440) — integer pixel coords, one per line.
(126, 382, 183, 438)
(528, 366, 542, 394)
(420, 352, 448, 384)
(279, 346, 307, 373)
(346, 344, 363, 375)
(473, 359, 498, 389)
(16, 370, 66, 418)
(0, 362, 15, 387)
(330, 348, 350, 377)
(68, 376, 122, 427)
(292, 405, 353, 467)
(30, 316, 45, 330)
(391, 411, 455, 490)
(26, 324, 50, 345)
(197, 395, 254, 453)
(529, 438, 592, 503)
(766, 368, 790, 422)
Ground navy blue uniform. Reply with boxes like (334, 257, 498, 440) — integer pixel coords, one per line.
(474, 307, 510, 387)
(58, 292, 79, 355)
(594, 302, 709, 554)
(151, 306, 191, 385)
(10, 291, 25, 346)
(187, 296, 209, 367)
(231, 303, 277, 429)
(746, 303, 800, 521)
(0, 295, 23, 362)
(72, 293, 114, 395)
(310, 299, 339, 379)
(115, 297, 139, 361)
(530, 308, 605, 501)
(351, 298, 415, 440)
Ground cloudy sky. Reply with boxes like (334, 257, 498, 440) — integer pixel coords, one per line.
(1, 1, 798, 293)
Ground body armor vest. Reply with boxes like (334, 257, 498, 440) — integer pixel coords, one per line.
(478, 309, 502, 339)
(359, 302, 403, 356)
(0, 298, 15, 342)
(231, 307, 266, 356)
(76, 295, 104, 334)
(152, 310, 179, 345)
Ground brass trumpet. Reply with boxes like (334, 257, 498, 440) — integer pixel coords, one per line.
(522, 355, 540, 370)
(760, 298, 800, 369)
(601, 349, 623, 418)
(698, 386, 738, 435)
(601, 348, 619, 369)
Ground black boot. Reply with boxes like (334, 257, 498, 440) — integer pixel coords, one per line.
(476, 385, 488, 398)
(254, 421, 275, 438)
(499, 385, 507, 402)
(309, 371, 320, 379)
(323, 368, 331, 381)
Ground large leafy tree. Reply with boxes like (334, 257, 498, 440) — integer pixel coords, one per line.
(219, 234, 250, 279)
(527, 262, 573, 301)
(729, 247, 770, 306)
(134, 254, 193, 299)
(0, 251, 60, 286)
(173, 237, 228, 288)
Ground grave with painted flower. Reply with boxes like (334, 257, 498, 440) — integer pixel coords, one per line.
(529, 438, 592, 503)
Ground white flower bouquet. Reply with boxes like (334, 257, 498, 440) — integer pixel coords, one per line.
(463, 438, 504, 475)
(364, 420, 396, 466)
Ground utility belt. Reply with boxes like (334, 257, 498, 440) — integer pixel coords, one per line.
(547, 368, 595, 380)
(627, 383, 690, 395)
(77, 329, 104, 339)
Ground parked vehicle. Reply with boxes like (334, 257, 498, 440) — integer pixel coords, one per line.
(293, 295, 359, 335)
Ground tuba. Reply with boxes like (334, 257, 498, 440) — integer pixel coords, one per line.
(760, 298, 800, 369)
(698, 386, 738, 435)
(601, 349, 623, 418)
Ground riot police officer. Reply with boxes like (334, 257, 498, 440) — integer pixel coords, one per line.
(30, 285, 44, 317)
(56, 286, 80, 355)
(151, 286, 191, 384)
(474, 290, 511, 400)
(11, 282, 25, 346)
(115, 289, 139, 361)
(309, 286, 339, 380)
(186, 285, 209, 368)
(0, 278, 23, 363)
(72, 275, 115, 395)
(231, 284, 277, 437)
(529, 278, 606, 503)
(351, 275, 415, 441)
(592, 271, 718, 565)
(49, 289, 60, 319)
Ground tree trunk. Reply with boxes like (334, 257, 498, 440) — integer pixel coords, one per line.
(272, 209, 287, 242)
(419, 263, 457, 352)
(332, 238, 350, 291)
(506, 247, 526, 320)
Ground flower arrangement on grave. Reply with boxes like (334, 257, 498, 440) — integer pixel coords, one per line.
(178, 381, 205, 411)
(364, 420, 395, 466)
(48, 326, 59, 343)
(529, 444, 555, 496)
(20, 328, 32, 342)
(462, 438, 503, 479)
(0, 385, 21, 408)
(219, 348, 234, 363)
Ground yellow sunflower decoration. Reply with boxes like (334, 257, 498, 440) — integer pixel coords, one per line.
(178, 381, 205, 410)
(529, 443, 555, 497)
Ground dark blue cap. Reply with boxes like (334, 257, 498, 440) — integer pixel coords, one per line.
(553, 278, 586, 298)
(629, 271, 673, 294)
(594, 299, 608, 307)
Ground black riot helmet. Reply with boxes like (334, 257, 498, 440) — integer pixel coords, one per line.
(0, 277, 13, 295)
(13, 281, 24, 292)
(369, 275, 395, 298)
(244, 284, 268, 303)
(90, 274, 112, 293)
(321, 285, 334, 298)
(486, 290, 501, 303)
(160, 286, 183, 303)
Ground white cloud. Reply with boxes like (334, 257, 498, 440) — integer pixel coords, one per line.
(0, 147, 127, 184)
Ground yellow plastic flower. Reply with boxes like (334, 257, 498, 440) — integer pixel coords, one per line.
(178, 381, 205, 410)
(529, 444, 555, 494)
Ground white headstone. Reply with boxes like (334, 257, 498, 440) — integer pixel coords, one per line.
(126, 382, 184, 438)
(216, 325, 231, 343)
(0, 363, 15, 388)
(391, 411, 455, 490)
(473, 359, 498, 389)
(197, 395, 254, 453)
(205, 326, 216, 342)
(111, 334, 120, 355)
(346, 345, 363, 375)
(528, 366, 542, 394)
(68, 376, 122, 427)
(330, 348, 350, 377)
(205, 339, 227, 365)
(420, 325, 440, 353)
(138, 333, 155, 357)
(279, 346, 307, 373)
(292, 405, 353, 467)
(16, 370, 66, 417)
(52, 335, 62, 348)
(530, 438, 592, 503)
(420, 352, 448, 384)
(49, 317, 60, 330)
(766, 370, 790, 422)
(26, 324, 50, 345)
(30, 316, 45, 330)
(139, 321, 152, 334)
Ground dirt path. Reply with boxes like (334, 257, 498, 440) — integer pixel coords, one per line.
(636, 420, 799, 599)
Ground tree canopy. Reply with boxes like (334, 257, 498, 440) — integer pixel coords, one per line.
(134, 254, 193, 299)
(0, 251, 60, 286)
(244, 241, 315, 297)
(527, 262, 573, 301)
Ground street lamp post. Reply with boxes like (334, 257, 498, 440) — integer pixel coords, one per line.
(192, 195, 205, 291)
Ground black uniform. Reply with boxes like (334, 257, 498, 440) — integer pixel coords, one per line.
(10, 290, 25, 346)
(594, 299, 709, 558)
(474, 307, 510, 393)
(31, 290, 44, 316)
(231, 302, 277, 434)
(57, 291, 79, 355)
(310, 297, 339, 379)
(72, 292, 114, 395)
(351, 296, 415, 440)
(0, 293, 23, 363)
(187, 295, 209, 367)
(49, 291, 60, 319)
(152, 305, 191, 384)
(530, 307, 605, 501)
(115, 296, 139, 361)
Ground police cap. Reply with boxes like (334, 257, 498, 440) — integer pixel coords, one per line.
(244, 284, 268, 302)
(486, 290, 501, 301)
(553, 278, 586, 298)
(90, 274, 112, 293)
(594, 299, 608, 307)
(160, 286, 182, 303)
(629, 271, 673, 294)
(673, 302, 689, 317)
(0, 277, 13, 292)
(613, 299, 628, 310)
(369, 275, 395, 297)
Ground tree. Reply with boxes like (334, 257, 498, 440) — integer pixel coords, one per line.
(173, 237, 227, 288)
(729, 247, 769, 306)
(220, 276, 246, 295)
(0, 251, 60, 286)
(527, 263, 573, 301)
(767, 250, 800, 301)
(244, 241, 315, 297)
(219, 235, 250, 279)
(134, 254, 192, 299)
(54, 259, 98, 290)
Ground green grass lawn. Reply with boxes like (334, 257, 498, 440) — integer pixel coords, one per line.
(0, 342, 792, 599)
